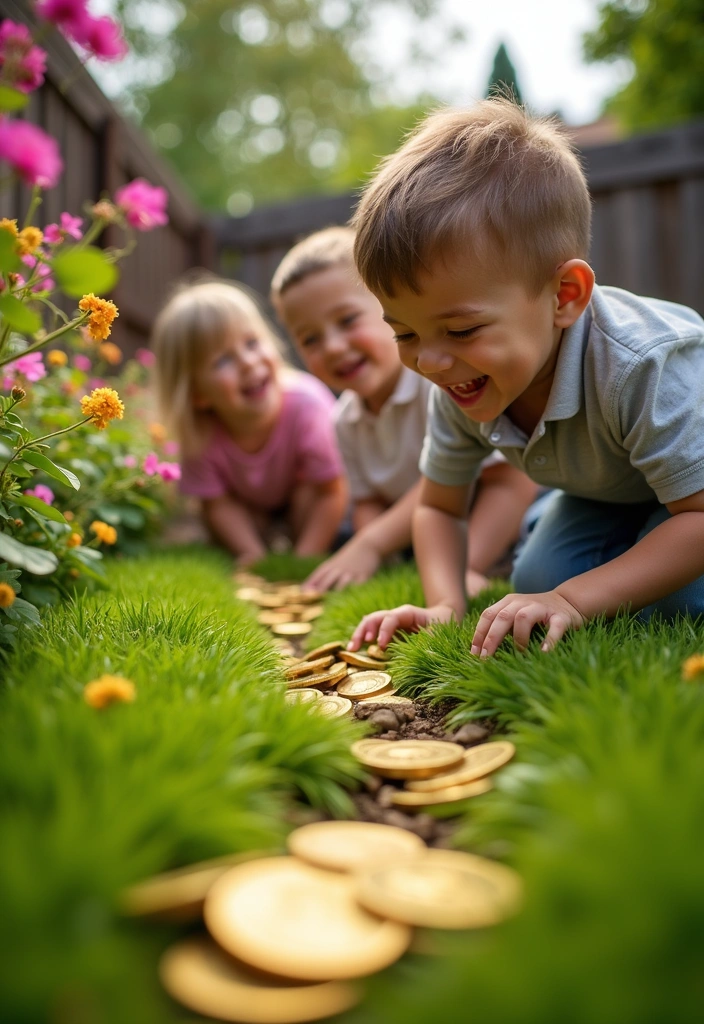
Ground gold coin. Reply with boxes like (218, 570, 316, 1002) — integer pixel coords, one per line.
(280, 603, 306, 616)
(295, 589, 325, 604)
(299, 604, 324, 622)
(273, 640, 296, 658)
(338, 651, 389, 669)
(356, 849, 522, 930)
(258, 610, 295, 627)
(120, 851, 272, 921)
(303, 641, 344, 661)
(367, 645, 389, 662)
(233, 571, 267, 587)
(286, 666, 346, 690)
(160, 936, 360, 1023)
(356, 694, 413, 706)
(255, 593, 296, 609)
(337, 671, 393, 701)
(316, 694, 353, 718)
(391, 777, 493, 810)
(284, 689, 321, 705)
(272, 622, 312, 637)
(405, 741, 516, 792)
(205, 857, 411, 980)
(288, 821, 426, 873)
(237, 587, 265, 602)
(351, 739, 465, 779)
(284, 655, 335, 680)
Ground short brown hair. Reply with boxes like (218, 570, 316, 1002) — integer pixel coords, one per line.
(352, 98, 592, 296)
(270, 226, 355, 301)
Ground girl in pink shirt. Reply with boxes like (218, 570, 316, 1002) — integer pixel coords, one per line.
(152, 279, 347, 564)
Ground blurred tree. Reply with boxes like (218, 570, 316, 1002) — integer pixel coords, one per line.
(583, 0, 704, 132)
(111, 0, 465, 212)
(485, 41, 523, 104)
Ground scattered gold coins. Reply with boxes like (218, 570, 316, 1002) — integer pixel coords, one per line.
(337, 671, 393, 701)
(390, 777, 493, 811)
(405, 741, 516, 793)
(205, 857, 412, 980)
(338, 651, 388, 670)
(273, 622, 312, 637)
(284, 688, 321, 705)
(160, 936, 360, 1023)
(288, 820, 426, 874)
(356, 849, 522, 930)
(304, 641, 344, 661)
(284, 655, 335, 679)
(351, 739, 465, 780)
(367, 644, 388, 661)
(317, 694, 353, 718)
(357, 694, 414, 707)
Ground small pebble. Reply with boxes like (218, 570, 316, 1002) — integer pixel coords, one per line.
(377, 785, 398, 809)
(363, 774, 382, 795)
(369, 709, 401, 732)
(451, 723, 490, 745)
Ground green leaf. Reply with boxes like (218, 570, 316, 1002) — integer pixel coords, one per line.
(0, 85, 29, 113)
(22, 451, 80, 490)
(0, 294, 41, 334)
(0, 532, 58, 575)
(0, 229, 21, 273)
(97, 503, 145, 530)
(53, 246, 119, 299)
(11, 494, 68, 525)
(3, 596, 41, 626)
(6, 461, 33, 480)
(0, 439, 13, 459)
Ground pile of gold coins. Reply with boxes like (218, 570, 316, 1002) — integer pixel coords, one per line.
(352, 738, 516, 813)
(124, 819, 521, 1023)
(234, 573, 327, 654)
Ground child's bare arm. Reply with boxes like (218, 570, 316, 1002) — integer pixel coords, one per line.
(202, 495, 266, 564)
(468, 462, 539, 574)
(292, 477, 348, 556)
(306, 482, 421, 592)
(472, 490, 704, 658)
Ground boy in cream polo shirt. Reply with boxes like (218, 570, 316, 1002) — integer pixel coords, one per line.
(272, 227, 538, 593)
(347, 98, 704, 658)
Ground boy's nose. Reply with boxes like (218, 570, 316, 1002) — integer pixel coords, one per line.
(416, 343, 454, 376)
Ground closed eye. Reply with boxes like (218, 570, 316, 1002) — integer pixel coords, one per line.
(447, 326, 483, 339)
(393, 332, 416, 343)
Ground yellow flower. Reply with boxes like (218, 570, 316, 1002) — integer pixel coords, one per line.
(98, 341, 123, 366)
(90, 520, 118, 545)
(47, 349, 68, 368)
(0, 582, 16, 608)
(84, 674, 136, 709)
(681, 654, 704, 681)
(78, 293, 119, 341)
(17, 226, 43, 256)
(0, 218, 18, 238)
(149, 422, 167, 443)
(80, 387, 124, 430)
(66, 532, 82, 548)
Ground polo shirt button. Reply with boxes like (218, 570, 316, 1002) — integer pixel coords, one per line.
(489, 432, 501, 443)
(533, 455, 547, 466)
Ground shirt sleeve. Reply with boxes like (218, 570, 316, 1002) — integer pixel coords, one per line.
(617, 334, 704, 503)
(334, 417, 375, 502)
(293, 389, 344, 485)
(178, 448, 227, 499)
(419, 387, 493, 486)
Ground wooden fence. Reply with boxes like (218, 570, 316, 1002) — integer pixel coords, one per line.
(215, 119, 704, 320)
(0, 0, 212, 354)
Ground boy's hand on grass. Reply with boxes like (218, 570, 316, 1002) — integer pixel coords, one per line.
(304, 540, 382, 592)
(348, 603, 457, 651)
(471, 590, 586, 658)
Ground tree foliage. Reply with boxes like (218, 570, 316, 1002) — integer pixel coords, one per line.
(112, 0, 463, 211)
(485, 41, 523, 105)
(583, 0, 704, 132)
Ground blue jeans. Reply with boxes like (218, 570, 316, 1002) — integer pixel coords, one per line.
(512, 493, 704, 621)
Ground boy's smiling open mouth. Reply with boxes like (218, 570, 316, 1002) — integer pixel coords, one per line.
(334, 355, 367, 381)
(445, 375, 489, 407)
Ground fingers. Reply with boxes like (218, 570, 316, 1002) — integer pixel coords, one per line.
(348, 611, 387, 651)
(540, 613, 570, 652)
(471, 596, 512, 657)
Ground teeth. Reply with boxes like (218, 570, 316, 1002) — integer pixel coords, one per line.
(451, 376, 486, 396)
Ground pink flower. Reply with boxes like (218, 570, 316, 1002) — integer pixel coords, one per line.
(123, 454, 137, 469)
(35, 1, 88, 39)
(74, 15, 128, 62)
(143, 452, 159, 476)
(135, 347, 156, 368)
(0, 21, 47, 93)
(156, 461, 181, 482)
(0, 118, 62, 188)
(24, 484, 54, 505)
(22, 256, 54, 293)
(115, 178, 168, 231)
(163, 440, 179, 456)
(73, 354, 91, 372)
(45, 211, 83, 243)
(5, 351, 46, 382)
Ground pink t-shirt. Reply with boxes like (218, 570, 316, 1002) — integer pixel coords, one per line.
(180, 372, 343, 511)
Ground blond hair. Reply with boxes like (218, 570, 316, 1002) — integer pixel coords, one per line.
(270, 226, 355, 302)
(151, 277, 284, 455)
(352, 98, 591, 297)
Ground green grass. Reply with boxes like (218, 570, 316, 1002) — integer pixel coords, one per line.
(0, 548, 364, 1024)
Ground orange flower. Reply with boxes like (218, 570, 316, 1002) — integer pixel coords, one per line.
(80, 387, 124, 430)
(90, 520, 117, 545)
(0, 218, 18, 238)
(681, 654, 704, 681)
(98, 341, 123, 365)
(149, 422, 167, 443)
(78, 293, 119, 341)
(47, 349, 68, 368)
(66, 532, 82, 548)
(84, 675, 136, 709)
(0, 582, 16, 608)
(17, 226, 43, 256)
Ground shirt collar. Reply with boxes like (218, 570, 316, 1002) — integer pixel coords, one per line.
(340, 365, 422, 423)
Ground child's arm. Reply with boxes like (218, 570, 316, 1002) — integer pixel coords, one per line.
(202, 495, 266, 565)
(471, 490, 704, 658)
(347, 477, 471, 649)
(292, 477, 348, 557)
(468, 462, 540, 575)
(305, 481, 421, 592)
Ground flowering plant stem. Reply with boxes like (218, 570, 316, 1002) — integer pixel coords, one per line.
(0, 417, 92, 490)
(0, 313, 89, 369)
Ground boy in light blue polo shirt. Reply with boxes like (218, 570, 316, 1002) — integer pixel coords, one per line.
(346, 98, 704, 658)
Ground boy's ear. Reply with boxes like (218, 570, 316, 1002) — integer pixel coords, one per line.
(553, 260, 595, 328)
